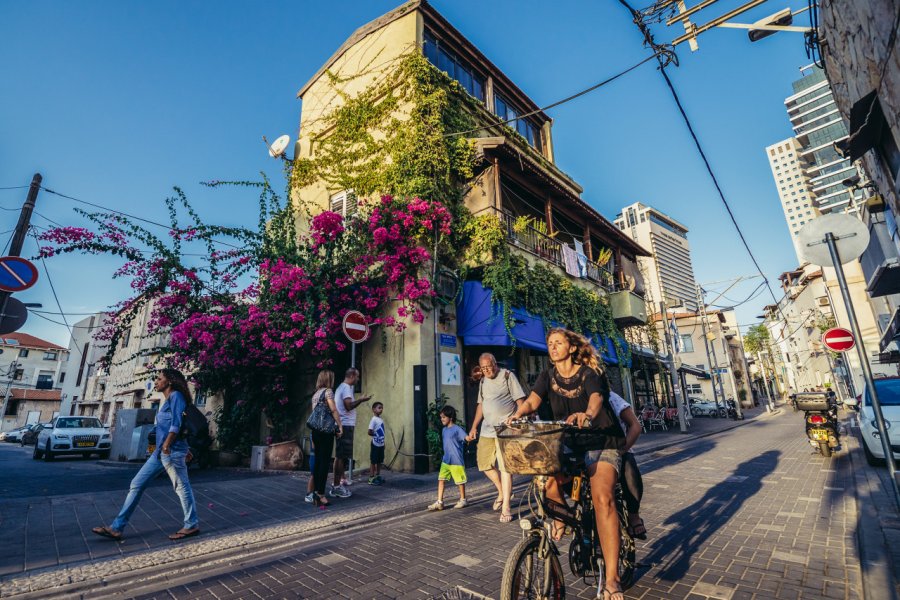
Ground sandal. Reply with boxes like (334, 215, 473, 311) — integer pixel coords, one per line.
(500, 512, 514, 523)
(91, 526, 122, 541)
(602, 587, 625, 600)
(550, 520, 566, 541)
(628, 518, 647, 540)
(492, 496, 503, 511)
(168, 528, 200, 541)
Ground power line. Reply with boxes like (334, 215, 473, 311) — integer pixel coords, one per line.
(0, 186, 29, 191)
(29, 229, 82, 360)
(443, 53, 663, 139)
(39, 186, 243, 250)
(617, 0, 791, 333)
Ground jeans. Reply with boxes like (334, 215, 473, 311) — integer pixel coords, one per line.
(111, 449, 198, 532)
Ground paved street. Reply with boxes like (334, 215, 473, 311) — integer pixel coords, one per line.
(125, 409, 862, 599)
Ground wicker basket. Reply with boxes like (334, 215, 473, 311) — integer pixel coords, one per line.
(496, 422, 567, 475)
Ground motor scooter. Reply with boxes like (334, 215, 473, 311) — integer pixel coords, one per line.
(792, 392, 840, 457)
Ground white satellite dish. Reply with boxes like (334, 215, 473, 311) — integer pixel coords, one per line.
(266, 135, 291, 159)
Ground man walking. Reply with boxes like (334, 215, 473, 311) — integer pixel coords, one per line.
(331, 368, 371, 498)
(466, 353, 525, 522)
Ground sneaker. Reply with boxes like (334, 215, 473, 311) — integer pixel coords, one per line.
(427, 500, 444, 511)
(368, 476, 382, 486)
(375, 475, 385, 485)
(340, 477, 352, 487)
(304, 492, 315, 504)
(330, 484, 352, 498)
(454, 499, 468, 509)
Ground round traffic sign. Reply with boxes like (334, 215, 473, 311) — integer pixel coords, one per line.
(342, 310, 370, 343)
(0, 297, 29, 334)
(0, 256, 38, 293)
(797, 213, 869, 267)
(822, 327, 855, 352)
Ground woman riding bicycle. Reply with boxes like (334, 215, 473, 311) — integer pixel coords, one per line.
(508, 327, 626, 600)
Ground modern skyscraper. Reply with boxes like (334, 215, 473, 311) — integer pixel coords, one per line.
(767, 65, 867, 262)
(614, 202, 698, 312)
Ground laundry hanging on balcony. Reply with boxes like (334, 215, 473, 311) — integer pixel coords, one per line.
(561, 244, 581, 277)
(572, 240, 588, 278)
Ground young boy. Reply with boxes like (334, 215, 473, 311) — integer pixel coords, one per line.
(368, 402, 386, 485)
(427, 405, 468, 510)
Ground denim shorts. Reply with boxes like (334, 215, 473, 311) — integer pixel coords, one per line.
(583, 448, 622, 473)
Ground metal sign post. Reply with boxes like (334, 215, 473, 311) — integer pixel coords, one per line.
(660, 301, 688, 433)
(799, 213, 900, 509)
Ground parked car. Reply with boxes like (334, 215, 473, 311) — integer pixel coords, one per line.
(20, 422, 51, 446)
(858, 376, 900, 466)
(33, 416, 111, 460)
(689, 398, 723, 417)
(0, 426, 30, 443)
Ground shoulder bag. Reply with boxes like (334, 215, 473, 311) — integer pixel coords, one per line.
(306, 389, 339, 434)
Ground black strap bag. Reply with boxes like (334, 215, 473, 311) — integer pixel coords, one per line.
(306, 389, 339, 434)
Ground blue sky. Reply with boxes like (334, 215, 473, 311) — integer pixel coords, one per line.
(1, 0, 814, 347)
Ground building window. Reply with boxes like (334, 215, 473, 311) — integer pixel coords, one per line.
(423, 31, 485, 103)
(18, 349, 29, 358)
(43, 351, 58, 361)
(686, 383, 702, 395)
(36, 373, 53, 390)
(494, 92, 541, 151)
(59, 372, 66, 383)
(329, 189, 357, 218)
(680, 335, 694, 353)
(13, 368, 23, 381)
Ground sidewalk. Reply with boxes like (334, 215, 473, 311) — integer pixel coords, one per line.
(0, 406, 770, 598)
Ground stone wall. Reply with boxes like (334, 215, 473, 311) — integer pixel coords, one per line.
(820, 0, 900, 211)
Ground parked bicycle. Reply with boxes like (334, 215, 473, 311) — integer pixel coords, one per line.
(496, 420, 636, 599)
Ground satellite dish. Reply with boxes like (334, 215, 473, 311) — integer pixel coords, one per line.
(797, 213, 869, 266)
(265, 135, 291, 159)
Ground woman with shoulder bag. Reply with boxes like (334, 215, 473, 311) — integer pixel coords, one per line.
(307, 369, 343, 507)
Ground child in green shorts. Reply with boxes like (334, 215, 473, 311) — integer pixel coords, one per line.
(427, 405, 468, 510)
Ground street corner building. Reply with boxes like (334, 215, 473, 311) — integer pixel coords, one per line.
(289, 0, 655, 473)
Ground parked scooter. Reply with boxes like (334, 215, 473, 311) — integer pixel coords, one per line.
(792, 392, 840, 457)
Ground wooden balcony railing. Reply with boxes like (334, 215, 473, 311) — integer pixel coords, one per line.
(485, 208, 615, 291)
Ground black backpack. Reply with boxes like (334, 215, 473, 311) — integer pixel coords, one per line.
(179, 404, 211, 450)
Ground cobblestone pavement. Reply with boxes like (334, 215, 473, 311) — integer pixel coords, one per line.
(0, 405, 761, 593)
(127, 408, 862, 600)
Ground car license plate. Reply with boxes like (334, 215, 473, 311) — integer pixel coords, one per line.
(809, 428, 829, 440)
(77, 441, 94, 447)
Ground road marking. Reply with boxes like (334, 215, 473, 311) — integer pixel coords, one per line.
(691, 582, 735, 599)
(313, 552, 347, 566)
(448, 554, 482, 568)
(771, 550, 808, 564)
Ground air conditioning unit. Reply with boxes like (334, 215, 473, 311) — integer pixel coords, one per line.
(817, 297, 830, 306)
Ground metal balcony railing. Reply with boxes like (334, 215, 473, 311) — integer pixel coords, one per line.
(485, 208, 614, 291)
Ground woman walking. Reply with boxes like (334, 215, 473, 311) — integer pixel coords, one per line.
(509, 328, 627, 600)
(92, 368, 199, 541)
(308, 369, 343, 507)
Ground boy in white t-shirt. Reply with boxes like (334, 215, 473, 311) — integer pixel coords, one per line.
(368, 402, 386, 485)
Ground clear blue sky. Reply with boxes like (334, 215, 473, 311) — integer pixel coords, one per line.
(1, 0, 813, 347)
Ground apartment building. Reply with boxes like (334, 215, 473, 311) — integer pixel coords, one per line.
(0, 332, 68, 431)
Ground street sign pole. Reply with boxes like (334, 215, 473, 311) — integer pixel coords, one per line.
(661, 301, 688, 433)
(825, 232, 900, 509)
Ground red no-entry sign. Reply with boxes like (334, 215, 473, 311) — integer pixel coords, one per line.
(342, 310, 370, 343)
(822, 327, 855, 352)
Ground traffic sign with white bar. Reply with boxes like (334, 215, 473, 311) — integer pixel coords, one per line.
(822, 327, 855, 352)
(342, 310, 370, 343)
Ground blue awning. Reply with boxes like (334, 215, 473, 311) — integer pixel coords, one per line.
(456, 281, 628, 366)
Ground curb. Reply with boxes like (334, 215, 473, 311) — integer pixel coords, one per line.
(846, 419, 900, 600)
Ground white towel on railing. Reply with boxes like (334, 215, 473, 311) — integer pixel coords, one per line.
(562, 244, 581, 277)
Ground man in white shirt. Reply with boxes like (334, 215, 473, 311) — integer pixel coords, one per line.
(330, 368, 371, 498)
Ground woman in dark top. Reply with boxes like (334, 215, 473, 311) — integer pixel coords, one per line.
(509, 328, 626, 600)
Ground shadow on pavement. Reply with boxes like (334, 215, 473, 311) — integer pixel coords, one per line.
(639, 439, 717, 476)
(639, 449, 781, 582)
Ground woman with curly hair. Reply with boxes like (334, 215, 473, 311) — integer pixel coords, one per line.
(509, 328, 627, 600)
(92, 368, 199, 541)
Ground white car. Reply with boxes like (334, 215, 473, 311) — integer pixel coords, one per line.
(0, 426, 30, 443)
(33, 416, 111, 461)
(858, 377, 900, 466)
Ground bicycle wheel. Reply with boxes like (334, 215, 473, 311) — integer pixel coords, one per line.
(500, 534, 566, 600)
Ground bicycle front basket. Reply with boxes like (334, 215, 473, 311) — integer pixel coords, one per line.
(496, 422, 566, 475)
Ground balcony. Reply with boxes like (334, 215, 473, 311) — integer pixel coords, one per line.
(861, 208, 900, 297)
(486, 208, 615, 291)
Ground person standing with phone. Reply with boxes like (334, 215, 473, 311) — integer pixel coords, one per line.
(331, 368, 371, 498)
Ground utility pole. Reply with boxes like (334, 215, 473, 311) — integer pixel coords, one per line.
(660, 301, 688, 433)
(696, 285, 720, 409)
(0, 175, 40, 429)
(0, 360, 19, 429)
(722, 334, 743, 419)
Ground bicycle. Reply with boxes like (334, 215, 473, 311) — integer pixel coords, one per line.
(496, 420, 636, 600)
